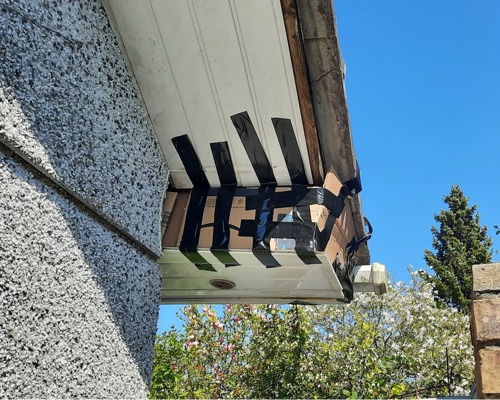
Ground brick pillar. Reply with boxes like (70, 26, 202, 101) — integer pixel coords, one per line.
(471, 264, 500, 398)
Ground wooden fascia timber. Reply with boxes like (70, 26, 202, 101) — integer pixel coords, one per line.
(280, 0, 323, 186)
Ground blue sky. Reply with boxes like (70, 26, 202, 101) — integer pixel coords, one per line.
(334, 0, 500, 282)
(157, 1, 500, 333)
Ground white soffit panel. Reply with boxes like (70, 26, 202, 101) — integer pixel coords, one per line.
(108, 0, 313, 188)
(158, 250, 345, 304)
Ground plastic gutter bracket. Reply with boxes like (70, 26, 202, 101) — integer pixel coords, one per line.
(351, 263, 388, 295)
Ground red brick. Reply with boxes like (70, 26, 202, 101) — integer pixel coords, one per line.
(472, 299, 500, 346)
(476, 347, 500, 398)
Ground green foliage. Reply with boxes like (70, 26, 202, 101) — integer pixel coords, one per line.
(423, 185, 492, 312)
(150, 275, 473, 399)
(309, 274, 473, 398)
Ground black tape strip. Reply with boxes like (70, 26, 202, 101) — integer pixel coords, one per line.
(294, 205, 312, 224)
(234, 187, 258, 198)
(211, 250, 240, 267)
(344, 161, 362, 195)
(241, 186, 321, 264)
(253, 186, 275, 245)
(293, 205, 314, 252)
(245, 186, 347, 214)
(240, 220, 306, 239)
(179, 188, 208, 251)
(172, 134, 210, 187)
(333, 255, 354, 301)
(246, 187, 322, 210)
(298, 253, 323, 265)
(210, 141, 237, 187)
(181, 251, 216, 272)
(231, 112, 276, 185)
(201, 222, 240, 231)
(239, 219, 258, 237)
(240, 220, 317, 256)
(211, 187, 235, 250)
(239, 185, 279, 240)
(315, 186, 351, 251)
(272, 118, 308, 185)
(255, 252, 281, 267)
(316, 212, 336, 252)
(293, 205, 322, 264)
(241, 185, 352, 256)
(238, 186, 281, 266)
(265, 221, 315, 241)
(323, 186, 352, 216)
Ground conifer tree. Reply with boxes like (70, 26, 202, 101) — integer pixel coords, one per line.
(423, 185, 492, 312)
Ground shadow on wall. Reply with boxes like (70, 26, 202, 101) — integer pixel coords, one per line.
(0, 145, 160, 396)
(0, 0, 168, 255)
(0, 0, 168, 394)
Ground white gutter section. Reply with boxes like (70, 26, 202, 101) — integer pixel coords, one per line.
(351, 263, 388, 295)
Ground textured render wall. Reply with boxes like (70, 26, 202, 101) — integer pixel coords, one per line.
(0, 0, 168, 255)
(0, 148, 161, 397)
(0, 0, 169, 396)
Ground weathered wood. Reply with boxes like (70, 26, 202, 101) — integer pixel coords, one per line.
(280, 0, 324, 185)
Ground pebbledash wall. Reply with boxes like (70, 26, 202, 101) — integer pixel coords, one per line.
(1, 0, 168, 397)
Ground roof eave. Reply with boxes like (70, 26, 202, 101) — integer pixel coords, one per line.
(295, 0, 370, 264)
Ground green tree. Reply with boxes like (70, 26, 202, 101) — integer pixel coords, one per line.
(150, 304, 314, 399)
(423, 185, 493, 312)
(310, 274, 473, 398)
(151, 274, 474, 399)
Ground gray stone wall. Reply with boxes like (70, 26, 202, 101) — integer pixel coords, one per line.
(0, 0, 169, 396)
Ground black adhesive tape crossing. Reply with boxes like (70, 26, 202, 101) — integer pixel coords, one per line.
(210, 141, 237, 187)
(240, 220, 315, 242)
(255, 252, 281, 268)
(248, 186, 281, 266)
(272, 117, 308, 185)
(323, 187, 348, 216)
(179, 188, 209, 251)
(211, 250, 240, 267)
(211, 187, 235, 251)
(315, 185, 351, 251)
(171, 114, 357, 270)
(176, 174, 351, 267)
(246, 187, 321, 210)
(294, 205, 322, 264)
(181, 250, 216, 272)
(172, 134, 210, 188)
(297, 253, 323, 265)
(231, 112, 276, 185)
(344, 161, 362, 195)
(245, 187, 345, 215)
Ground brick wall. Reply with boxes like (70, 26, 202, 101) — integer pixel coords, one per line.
(471, 264, 500, 398)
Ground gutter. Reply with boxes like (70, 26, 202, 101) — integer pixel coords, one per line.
(295, 0, 370, 264)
